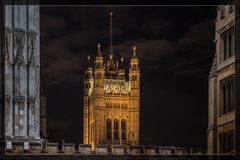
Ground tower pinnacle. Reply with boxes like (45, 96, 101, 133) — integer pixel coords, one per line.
(121, 56, 124, 62)
(97, 43, 101, 56)
(133, 45, 136, 57)
(87, 55, 91, 67)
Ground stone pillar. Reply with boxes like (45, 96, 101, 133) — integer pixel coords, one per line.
(207, 76, 217, 154)
(4, 29, 13, 138)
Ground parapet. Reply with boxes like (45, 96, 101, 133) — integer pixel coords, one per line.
(4, 141, 204, 155)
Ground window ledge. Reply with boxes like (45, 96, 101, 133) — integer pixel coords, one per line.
(219, 56, 235, 70)
(220, 110, 235, 117)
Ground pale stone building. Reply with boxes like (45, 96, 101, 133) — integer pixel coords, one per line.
(0, 2, 41, 146)
(208, 4, 238, 154)
(83, 12, 140, 149)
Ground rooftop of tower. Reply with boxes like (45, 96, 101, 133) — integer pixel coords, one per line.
(85, 12, 139, 81)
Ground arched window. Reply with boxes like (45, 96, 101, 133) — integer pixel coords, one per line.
(106, 119, 112, 139)
(121, 119, 126, 140)
(114, 119, 119, 139)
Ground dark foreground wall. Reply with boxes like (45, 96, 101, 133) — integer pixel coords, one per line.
(0, 155, 236, 160)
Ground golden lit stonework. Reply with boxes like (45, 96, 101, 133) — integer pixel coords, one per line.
(83, 13, 140, 150)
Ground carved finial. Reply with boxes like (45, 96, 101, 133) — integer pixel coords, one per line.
(133, 45, 136, 56)
(87, 55, 91, 66)
(110, 54, 113, 59)
(97, 42, 101, 55)
(121, 56, 124, 62)
(116, 60, 118, 68)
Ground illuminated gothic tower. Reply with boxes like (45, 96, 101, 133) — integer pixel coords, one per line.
(0, 3, 41, 145)
(83, 12, 140, 149)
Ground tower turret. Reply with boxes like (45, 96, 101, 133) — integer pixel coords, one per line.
(93, 43, 105, 147)
(84, 56, 93, 96)
(83, 56, 93, 144)
(94, 43, 105, 87)
(129, 45, 140, 97)
(95, 43, 104, 69)
(118, 56, 125, 79)
(129, 45, 140, 145)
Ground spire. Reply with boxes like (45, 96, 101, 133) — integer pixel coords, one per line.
(120, 56, 124, 69)
(116, 60, 118, 69)
(119, 56, 125, 79)
(97, 42, 101, 56)
(121, 56, 124, 63)
(87, 55, 91, 67)
(133, 45, 137, 57)
(85, 55, 93, 79)
(109, 11, 113, 58)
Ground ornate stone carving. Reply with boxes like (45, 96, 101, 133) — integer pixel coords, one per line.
(104, 81, 130, 95)
(5, 34, 12, 64)
(13, 96, 25, 104)
(28, 36, 37, 67)
(5, 95, 11, 103)
(28, 97, 36, 115)
(28, 96, 36, 104)
(14, 33, 25, 65)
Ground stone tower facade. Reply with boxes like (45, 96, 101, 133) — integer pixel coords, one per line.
(207, 5, 236, 154)
(0, 3, 41, 145)
(83, 13, 140, 149)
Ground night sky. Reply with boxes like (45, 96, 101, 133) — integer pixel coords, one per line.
(40, 6, 217, 149)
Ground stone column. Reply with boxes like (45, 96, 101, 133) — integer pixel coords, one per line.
(4, 31, 13, 138)
(207, 77, 217, 154)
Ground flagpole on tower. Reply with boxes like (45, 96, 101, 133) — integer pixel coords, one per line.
(109, 12, 113, 58)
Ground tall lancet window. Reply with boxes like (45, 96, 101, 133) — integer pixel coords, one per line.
(114, 119, 119, 139)
(106, 119, 112, 139)
(121, 119, 126, 140)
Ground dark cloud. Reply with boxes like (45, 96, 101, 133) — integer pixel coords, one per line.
(141, 18, 173, 38)
(40, 6, 216, 148)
